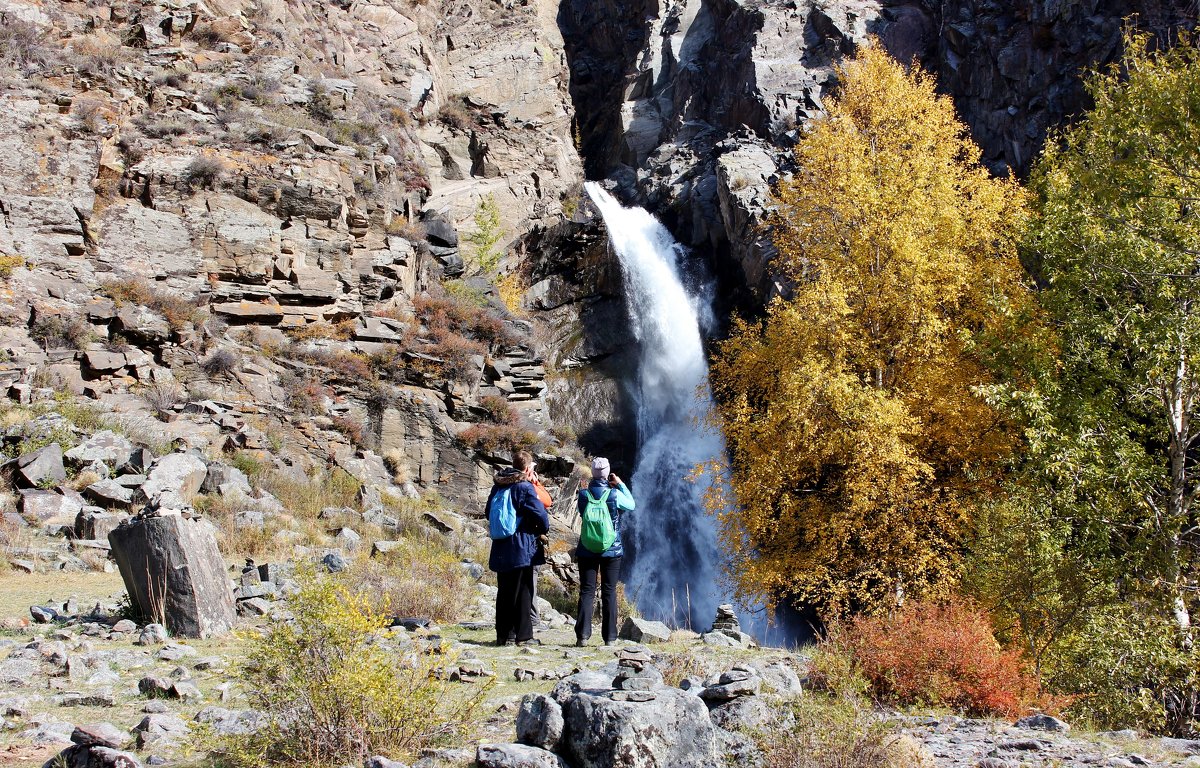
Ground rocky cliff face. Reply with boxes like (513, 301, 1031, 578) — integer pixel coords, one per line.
(558, 0, 1195, 302)
(0, 0, 595, 509)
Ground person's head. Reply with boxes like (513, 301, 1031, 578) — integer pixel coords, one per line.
(514, 450, 535, 476)
(591, 456, 610, 480)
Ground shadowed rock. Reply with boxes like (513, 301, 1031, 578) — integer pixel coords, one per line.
(108, 515, 235, 638)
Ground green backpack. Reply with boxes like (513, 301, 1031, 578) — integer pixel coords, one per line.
(580, 489, 617, 554)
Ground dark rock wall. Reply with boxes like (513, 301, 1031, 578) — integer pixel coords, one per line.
(558, 0, 660, 180)
(922, 0, 1197, 177)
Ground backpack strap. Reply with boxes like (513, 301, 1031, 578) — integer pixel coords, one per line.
(585, 489, 611, 504)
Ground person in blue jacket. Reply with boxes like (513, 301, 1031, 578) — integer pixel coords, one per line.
(488, 450, 550, 646)
(575, 456, 636, 646)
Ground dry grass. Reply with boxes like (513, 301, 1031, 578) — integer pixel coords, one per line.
(0, 569, 125, 621)
(358, 542, 473, 622)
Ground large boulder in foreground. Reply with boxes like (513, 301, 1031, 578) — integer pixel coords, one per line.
(108, 514, 235, 638)
(553, 673, 722, 768)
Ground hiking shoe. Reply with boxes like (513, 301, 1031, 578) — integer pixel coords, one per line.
(574, 638, 587, 647)
(603, 640, 616, 646)
(517, 638, 541, 647)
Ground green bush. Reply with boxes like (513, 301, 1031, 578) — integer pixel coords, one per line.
(202, 569, 484, 766)
(1050, 606, 1199, 736)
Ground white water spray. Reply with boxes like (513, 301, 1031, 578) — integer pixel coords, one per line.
(585, 182, 728, 630)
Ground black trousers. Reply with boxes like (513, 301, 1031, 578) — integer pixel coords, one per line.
(496, 566, 535, 644)
(576, 556, 622, 643)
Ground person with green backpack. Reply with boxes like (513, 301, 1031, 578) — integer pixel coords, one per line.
(574, 456, 636, 647)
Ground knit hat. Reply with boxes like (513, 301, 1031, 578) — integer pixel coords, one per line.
(591, 456, 611, 479)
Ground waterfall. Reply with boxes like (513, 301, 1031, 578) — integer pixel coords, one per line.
(584, 182, 727, 631)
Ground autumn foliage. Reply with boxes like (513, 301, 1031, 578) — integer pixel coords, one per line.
(708, 44, 1031, 615)
(823, 598, 1040, 717)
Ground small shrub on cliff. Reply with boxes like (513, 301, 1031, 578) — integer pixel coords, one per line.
(0, 18, 61, 77)
(201, 349, 241, 377)
(822, 597, 1040, 718)
(0, 254, 24, 279)
(202, 568, 483, 766)
(184, 156, 227, 191)
(437, 97, 474, 131)
(286, 320, 355, 343)
(414, 291, 514, 347)
(758, 695, 921, 768)
(140, 380, 186, 420)
(100, 278, 204, 332)
(330, 415, 366, 447)
(457, 423, 538, 455)
(477, 395, 518, 425)
(30, 313, 93, 350)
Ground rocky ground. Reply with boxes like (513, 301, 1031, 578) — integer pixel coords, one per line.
(3, 548, 1200, 768)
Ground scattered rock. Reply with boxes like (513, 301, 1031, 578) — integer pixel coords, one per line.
(138, 454, 207, 509)
(476, 744, 566, 768)
(1015, 713, 1069, 732)
(17, 443, 67, 488)
(322, 551, 349, 573)
(516, 693, 564, 751)
(65, 433, 134, 467)
(71, 723, 130, 749)
(618, 616, 671, 644)
(133, 623, 167, 645)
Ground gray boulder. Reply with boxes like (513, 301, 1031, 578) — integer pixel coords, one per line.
(20, 489, 83, 520)
(744, 660, 802, 697)
(618, 617, 671, 644)
(109, 515, 235, 638)
(322, 551, 349, 573)
(708, 696, 780, 732)
(1015, 714, 1069, 732)
(364, 758, 409, 768)
(201, 462, 251, 496)
(84, 480, 136, 507)
(65, 432, 134, 467)
(132, 713, 189, 749)
(516, 693, 564, 751)
(42, 744, 142, 768)
(75, 509, 125, 540)
(70, 723, 129, 749)
(699, 669, 761, 702)
(138, 454, 207, 509)
(558, 677, 721, 768)
(476, 744, 566, 768)
(17, 443, 66, 488)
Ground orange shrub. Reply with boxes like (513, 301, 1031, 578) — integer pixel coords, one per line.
(331, 415, 365, 446)
(824, 597, 1039, 717)
(458, 423, 538, 454)
(414, 292, 514, 347)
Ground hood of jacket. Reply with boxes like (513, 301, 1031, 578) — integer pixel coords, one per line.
(493, 467, 524, 487)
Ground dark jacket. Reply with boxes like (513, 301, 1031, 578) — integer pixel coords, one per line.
(487, 468, 550, 573)
(575, 478, 635, 560)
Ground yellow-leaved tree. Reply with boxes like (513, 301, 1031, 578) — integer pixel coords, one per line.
(709, 45, 1031, 616)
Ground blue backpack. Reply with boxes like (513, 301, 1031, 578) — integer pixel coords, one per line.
(488, 488, 517, 539)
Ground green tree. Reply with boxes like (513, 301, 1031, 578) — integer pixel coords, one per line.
(708, 45, 1030, 616)
(466, 194, 504, 274)
(966, 31, 1200, 736)
(1023, 30, 1200, 639)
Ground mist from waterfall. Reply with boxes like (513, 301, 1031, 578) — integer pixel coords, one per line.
(584, 182, 727, 631)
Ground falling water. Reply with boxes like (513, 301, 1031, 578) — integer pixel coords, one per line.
(584, 182, 727, 630)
